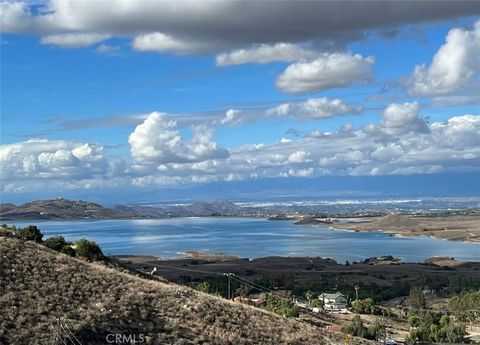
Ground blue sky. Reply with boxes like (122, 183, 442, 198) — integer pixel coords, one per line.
(1, 1, 479, 203)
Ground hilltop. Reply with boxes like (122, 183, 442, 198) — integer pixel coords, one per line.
(0, 198, 128, 220)
(0, 229, 362, 345)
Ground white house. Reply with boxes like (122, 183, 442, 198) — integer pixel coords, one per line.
(319, 292, 348, 311)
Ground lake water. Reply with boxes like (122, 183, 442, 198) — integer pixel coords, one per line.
(8, 217, 480, 263)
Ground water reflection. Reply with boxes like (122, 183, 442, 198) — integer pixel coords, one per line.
(9, 218, 480, 263)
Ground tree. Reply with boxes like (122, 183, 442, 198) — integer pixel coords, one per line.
(352, 298, 377, 314)
(409, 286, 426, 310)
(305, 290, 315, 305)
(75, 238, 103, 261)
(195, 281, 211, 294)
(264, 294, 299, 318)
(352, 300, 363, 314)
(450, 290, 480, 323)
(363, 297, 376, 314)
(17, 225, 43, 242)
(310, 299, 324, 308)
(406, 311, 466, 344)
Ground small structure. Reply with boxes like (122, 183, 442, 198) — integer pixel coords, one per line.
(319, 292, 348, 311)
(422, 287, 437, 297)
(247, 293, 265, 306)
(292, 295, 308, 308)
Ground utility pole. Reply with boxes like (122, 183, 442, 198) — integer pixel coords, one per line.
(223, 273, 233, 300)
(355, 285, 359, 301)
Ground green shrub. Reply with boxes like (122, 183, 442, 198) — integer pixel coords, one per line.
(406, 311, 466, 344)
(409, 286, 426, 310)
(310, 299, 324, 308)
(367, 320, 386, 340)
(75, 238, 103, 261)
(44, 235, 70, 251)
(16, 225, 43, 242)
(342, 315, 367, 338)
(44, 235, 77, 256)
(450, 289, 480, 322)
(61, 244, 76, 256)
(264, 294, 299, 318)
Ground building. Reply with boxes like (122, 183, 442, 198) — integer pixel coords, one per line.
(319, 292, 348, 311)
(292, 295, 308, 308)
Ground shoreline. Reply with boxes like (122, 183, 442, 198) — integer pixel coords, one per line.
(331, 225, 480, 245)
(5, 212, 480, 245)
(330, 213, 480, 244)
(112, 252, 480, 265)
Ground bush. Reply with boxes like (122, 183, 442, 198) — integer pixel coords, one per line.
(342, 315, 367, 338)
(310, 299, 324, 308)
(16, 225, 43, 242)
(264, 294, 299, 318)
(406, 311, 466, 344)
(44, 235, 70, 251)
(450, 289, 480, 322)
(75, 238, 103, 261)
(61, 244, 76, 256)
(44, 235, 77, 256)
(409, 286, 426, 310)
(367, 320, 386, 340)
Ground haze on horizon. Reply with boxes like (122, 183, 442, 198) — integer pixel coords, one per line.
(1, 0, 480, 204)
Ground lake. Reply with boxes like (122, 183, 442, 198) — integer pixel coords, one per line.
(8, 217, 480, 263)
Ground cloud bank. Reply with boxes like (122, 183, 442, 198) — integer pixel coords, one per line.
(2, 108, 479, 193)
(2, 0, 478, 53)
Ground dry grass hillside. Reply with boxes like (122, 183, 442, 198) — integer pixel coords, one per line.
(337, 213, 480, 243)
(0, 230, 366, 345)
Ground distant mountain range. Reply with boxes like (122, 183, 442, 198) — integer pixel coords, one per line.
(2, 195, 477, 221)
(0, 198, 243, 220)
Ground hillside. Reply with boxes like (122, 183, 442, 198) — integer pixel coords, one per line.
(0, 230, 362, 345)
(0, 198, 128, 220)
(0, 199, 243, 220)
(115, 200, 242, 218)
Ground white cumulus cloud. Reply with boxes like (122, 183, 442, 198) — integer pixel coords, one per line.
(220, 109, 242, 125)
(129, 112, 229, 167)
(0, 139, 113, 182)
(276, 53, 374, 93)
(132, 32, 209, 54)
(216, 43, 318, 66)
(408, 20, 480, 96)
(0, 1, 32, 32)
(381, 102, 429, 134)
(40, 33, 110, 48)
(267, 97, 361, 119)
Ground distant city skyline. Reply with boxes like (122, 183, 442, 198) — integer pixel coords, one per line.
(1, 1, 479, 202)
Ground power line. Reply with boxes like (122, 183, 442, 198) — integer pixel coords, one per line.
(50, 323, 68, 345)
(144, 264, 480, 316)
(60, 320, 82, 345)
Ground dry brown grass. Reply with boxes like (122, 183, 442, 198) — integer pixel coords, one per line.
(0, 230, 372, 345)
(336, 213, 480, 243)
